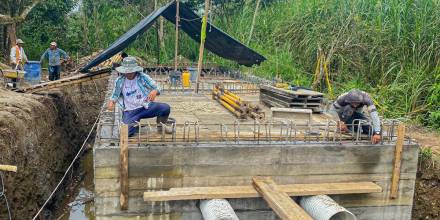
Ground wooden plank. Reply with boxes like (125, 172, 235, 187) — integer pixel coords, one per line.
(252, 176, 313, 220)
(120, 124, 129, 210)
(0, 165, 17, 172)
(143, 181, 381, 202)
(22, 69, 111, 93)
(390, 124, 405, 199)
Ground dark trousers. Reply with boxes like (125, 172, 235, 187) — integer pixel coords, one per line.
(122, 102, 171, 136)
(342, 112, 371, 134)
(48, 65, 61, 81)
(10, 64, 23, 88)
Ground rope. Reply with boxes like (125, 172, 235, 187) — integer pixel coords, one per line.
(32, 110, 103, 220)
(0, 172, 12, 220)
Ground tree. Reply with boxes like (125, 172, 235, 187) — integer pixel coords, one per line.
(0, 0, 43, 57)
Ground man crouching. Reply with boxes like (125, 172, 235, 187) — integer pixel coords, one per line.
(107, 57, 172, 136)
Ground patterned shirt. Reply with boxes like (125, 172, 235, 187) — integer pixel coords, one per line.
(122, 76, 147, 111)
(110, 72, 160, 110)
(40, 48, 69, 66)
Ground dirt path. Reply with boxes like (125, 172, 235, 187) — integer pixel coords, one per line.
(409, 126, 440, 154)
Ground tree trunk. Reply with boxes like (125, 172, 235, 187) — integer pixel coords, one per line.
(7, 23, 16, 56)
(82, 3, 89, 53)
(159, 17, 165, 49)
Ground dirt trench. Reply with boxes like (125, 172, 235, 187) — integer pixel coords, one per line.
(412, 156, 440, 219)
(0, 79, 107, 219)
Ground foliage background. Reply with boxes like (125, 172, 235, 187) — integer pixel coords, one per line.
(2, 0, 440, 128)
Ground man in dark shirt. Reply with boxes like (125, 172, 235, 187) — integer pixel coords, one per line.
(329, 89, 381, 144)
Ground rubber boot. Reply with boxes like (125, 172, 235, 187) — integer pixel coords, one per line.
(157, 116, 174, 134)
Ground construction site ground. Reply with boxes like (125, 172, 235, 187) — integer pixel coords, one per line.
(0, 67, 439, 219)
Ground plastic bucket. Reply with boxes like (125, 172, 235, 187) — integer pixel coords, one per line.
(24, 61, 41, 85)
(187, 67, 198, 82)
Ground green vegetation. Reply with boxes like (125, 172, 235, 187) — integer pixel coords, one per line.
(2, 0, 440, 128)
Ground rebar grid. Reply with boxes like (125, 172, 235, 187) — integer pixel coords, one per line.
(96, 118, 409, 146)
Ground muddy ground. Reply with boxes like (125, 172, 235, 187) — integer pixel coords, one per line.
(410, 128, 440, 219)
(0, 77, 107, 219)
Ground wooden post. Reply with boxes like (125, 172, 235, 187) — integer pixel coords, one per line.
(0, 165, 17, 173)
(252, 176, 313, 220)
(120, 124, 129, 210)
(174, 0, 180, 71)
(390, 123, 405, 199)
(195, 0, 210, 93)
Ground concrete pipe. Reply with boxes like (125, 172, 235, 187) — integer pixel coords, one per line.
(300, 195, 357, 220)
(199, 199, 239, 220)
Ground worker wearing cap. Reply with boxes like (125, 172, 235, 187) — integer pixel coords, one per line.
(10, 39, 28, 70)
(40, 42, 70, 81)
(108, 57, 173, 136)
(329, 89, 382, 144)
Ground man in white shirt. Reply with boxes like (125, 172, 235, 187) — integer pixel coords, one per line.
(10, 39, 28, 70)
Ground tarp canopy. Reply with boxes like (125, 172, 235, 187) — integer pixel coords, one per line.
(80, 1, 266, 72)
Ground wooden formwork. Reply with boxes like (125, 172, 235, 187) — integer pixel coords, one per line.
(93, 73, 419, 220)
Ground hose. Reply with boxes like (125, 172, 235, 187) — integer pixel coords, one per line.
(300, 195, 356, 220)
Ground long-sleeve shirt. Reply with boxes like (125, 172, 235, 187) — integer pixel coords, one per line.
(10, 46, 27, 65)
(40, 48, 69, 66)
(110, 72, 161, 110)
(329, 89, 381, 133)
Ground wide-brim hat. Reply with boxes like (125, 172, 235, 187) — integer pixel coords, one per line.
(116, 56, 143, 74)
(50, 42, 57, 46)
(16, 39, 24, 44)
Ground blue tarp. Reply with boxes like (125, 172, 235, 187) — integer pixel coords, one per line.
(80, 1, 266, 72)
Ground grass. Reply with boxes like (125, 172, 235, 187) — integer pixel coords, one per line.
(213, 0, 440, 123)
(19, 0, 440, 127)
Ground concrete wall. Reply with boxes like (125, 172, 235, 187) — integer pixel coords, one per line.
(93, 142, 418, 220)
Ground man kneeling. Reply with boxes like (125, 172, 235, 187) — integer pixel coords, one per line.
(107, 57, 172, 136)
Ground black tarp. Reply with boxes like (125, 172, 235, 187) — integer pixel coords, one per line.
(80, 1, 266, 72)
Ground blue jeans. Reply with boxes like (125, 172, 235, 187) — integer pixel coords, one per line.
(343, 111, 371, 134)
(49, 65, 60, 81)
(122, 102, 171, 136)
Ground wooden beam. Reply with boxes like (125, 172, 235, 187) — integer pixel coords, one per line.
(252, 176, 313, 220)
(120, 124, 129, 210)
(22, 69, 111, 93)
(143, 181, 382, 202)
(174, 0, 180, 71)
(390, 124, 405, 199)
(195, 0, 210, 93)
(0, 165, 17, 173)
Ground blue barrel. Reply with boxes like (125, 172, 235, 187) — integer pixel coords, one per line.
(24, 61, 41, 85)
(188, 67, 198, 82)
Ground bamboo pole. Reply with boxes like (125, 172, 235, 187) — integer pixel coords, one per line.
(247, 0, 261, 45)
(195, 0, 210, 93)
(174, 0, 180, 71)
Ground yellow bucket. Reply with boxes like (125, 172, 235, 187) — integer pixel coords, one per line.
(182, 70, 191, 88)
